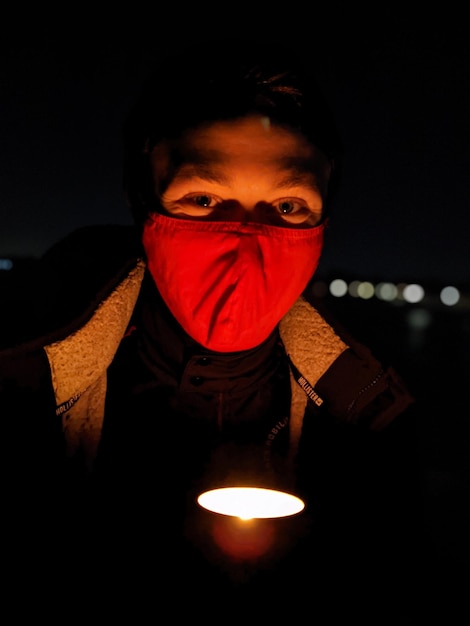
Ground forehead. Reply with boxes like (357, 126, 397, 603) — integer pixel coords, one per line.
(185, 115, 315, 157)
(151, 115, 324, 182)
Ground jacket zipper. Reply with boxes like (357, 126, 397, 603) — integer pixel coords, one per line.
(346, 368, 385, 419)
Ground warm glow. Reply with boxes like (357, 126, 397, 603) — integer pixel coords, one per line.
(197, 487, 305, 520)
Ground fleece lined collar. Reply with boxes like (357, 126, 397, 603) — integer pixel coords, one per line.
(42, 257, 349, 468)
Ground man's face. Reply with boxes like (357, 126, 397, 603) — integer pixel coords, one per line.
(149, 114, 329, 228)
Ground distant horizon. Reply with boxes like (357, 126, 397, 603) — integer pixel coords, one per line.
(1, 252, 468, 294)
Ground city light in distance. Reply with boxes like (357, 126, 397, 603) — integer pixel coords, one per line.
(1, 257, 467, 310)
(312, 276, 464, 308)
(440, 286, 460, 306)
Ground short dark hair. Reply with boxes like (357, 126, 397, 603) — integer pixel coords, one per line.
(123, 39, 342, 228)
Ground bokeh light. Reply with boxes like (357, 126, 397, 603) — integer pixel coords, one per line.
(403, 283, 425, 303)
(376, 281, 398, 301)
(440, 285, 460, 306)
(329, 278, 348, 297)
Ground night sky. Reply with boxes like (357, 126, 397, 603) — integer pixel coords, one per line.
(1, 6, 468, 286)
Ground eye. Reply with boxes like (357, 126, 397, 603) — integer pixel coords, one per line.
(162, 192, 224, 216)
(184, 193, 222, 209)
(271, 197, 322, 226)
(277, 199, 297, 215)
(274, 198, 310, 215)
(192, 194, 217, 208)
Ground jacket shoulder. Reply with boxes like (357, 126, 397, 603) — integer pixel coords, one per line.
(0, 225, 144, 350)
(281, 295, 414, 431)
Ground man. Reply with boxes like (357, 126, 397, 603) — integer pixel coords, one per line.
(0, 39, 416, 617)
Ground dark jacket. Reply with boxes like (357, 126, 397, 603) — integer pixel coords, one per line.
(0, 224, 413, 477)
(0, 224, 418, 611)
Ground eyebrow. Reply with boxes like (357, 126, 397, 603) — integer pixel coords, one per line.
(171, 149, 321, 190)
(172, 161, 229, 185)
(274, 157, 321, 190)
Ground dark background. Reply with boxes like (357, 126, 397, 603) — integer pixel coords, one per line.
(1, 6, 468, 287)
(1, 4, 469, 619)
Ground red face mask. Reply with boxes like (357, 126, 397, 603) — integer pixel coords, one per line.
(142, 213, 325, 352)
